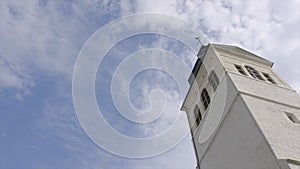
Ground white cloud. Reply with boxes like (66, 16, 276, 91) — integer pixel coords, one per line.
(127, 0, 300, 94)
(129, 135, 196, 169)
(0, 56, 34, 93)
(36, 98, 131, 169)
(0, 0, 121, 96)
(117, 0, 300, 168)
(1, 0, 299, 168)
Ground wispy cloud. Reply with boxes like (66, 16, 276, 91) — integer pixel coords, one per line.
(1, 0, 299, 169)
(124, 0, 300, 94)
(35, 95, 131, 169)
(0, 0, 121, 96)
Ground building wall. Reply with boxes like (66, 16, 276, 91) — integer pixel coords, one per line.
(214, 45, 290, 88)
(214, 44, 300, 163)
(228, 72, 300, 162)
(192, 74, 237, 161)
(183, 46, 226, 134)
(182, 44, 300, 169)
(243, 94, 300, 163)
(199, 95, 281, 169)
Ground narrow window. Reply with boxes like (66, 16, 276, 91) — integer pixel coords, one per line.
(234, 64, 247, 76)
(284, 112, 300, 124)
(245, 65, 265, 81)
(194, 105, 202, 127)
(201, 88, 210, 110)
(208, 71, 220, 91)
(262, 73, 276, 84)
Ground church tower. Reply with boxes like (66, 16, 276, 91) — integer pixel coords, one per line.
(181, 44, 300, 169)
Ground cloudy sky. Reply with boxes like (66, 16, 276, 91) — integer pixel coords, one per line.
(0, 0, 299, 169)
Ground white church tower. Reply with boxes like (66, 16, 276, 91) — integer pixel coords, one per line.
(181, 44, 300, 169)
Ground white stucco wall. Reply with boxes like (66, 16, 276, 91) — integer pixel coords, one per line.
(183, 45, 226, 134)
(181, 44, 300, 169)
(200, 95, 281, 169)
(228, 72, 300, 162)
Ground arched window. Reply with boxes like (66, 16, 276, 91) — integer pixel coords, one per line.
(262, 73, 276, 84)
(208, 71, 220, 91)
(245, 65, 264, 81)
(234, 64, 247, 76)
(201, 88, 210, 110)
(194, 105, 202, 126)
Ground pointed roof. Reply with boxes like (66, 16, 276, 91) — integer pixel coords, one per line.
(211, 44, 274, 67)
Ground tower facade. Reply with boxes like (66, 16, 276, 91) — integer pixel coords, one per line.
(181, 44, 300, 169)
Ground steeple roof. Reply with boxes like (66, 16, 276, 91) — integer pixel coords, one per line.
(210, 44, 274, 67)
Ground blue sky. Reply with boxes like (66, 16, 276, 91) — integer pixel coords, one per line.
(0, 0, 299, 169)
